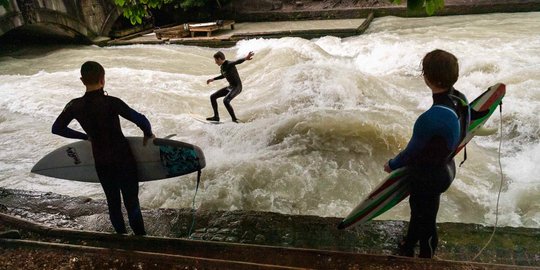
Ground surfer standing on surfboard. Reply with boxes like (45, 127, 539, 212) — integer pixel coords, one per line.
(383, 50, 471, 258)
(206, 51, 254, 123)
(52, 61, 155, 236)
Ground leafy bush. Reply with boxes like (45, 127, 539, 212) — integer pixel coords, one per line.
(392, 0, 445, 15)
(114, 0, 226, 25)
(1, 0, 9, 9)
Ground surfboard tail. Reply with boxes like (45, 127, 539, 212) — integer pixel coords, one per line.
(193, 145, 206, 169)
(337, 169, 410, 230)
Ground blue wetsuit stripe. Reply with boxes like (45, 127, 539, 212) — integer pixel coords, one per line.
(389, 106, 460, 170)
(126, 108, 153, 137)
(432, 105, 458, 118)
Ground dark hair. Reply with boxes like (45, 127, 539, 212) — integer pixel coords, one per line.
(213, 51, 225, 60)
(422, 49, 459, 89)
(80, 61, 105, 85)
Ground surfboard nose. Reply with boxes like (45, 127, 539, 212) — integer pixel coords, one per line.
(30, 159, 43, 174)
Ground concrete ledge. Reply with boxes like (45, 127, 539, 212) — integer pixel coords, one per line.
(231, 12, 374, 40)
(1, 213, 536, 270)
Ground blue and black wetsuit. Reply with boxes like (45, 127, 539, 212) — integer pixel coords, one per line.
(389, 88, 469, 258)
(209, 58, 246, 121)
(52, 89, 152, 235)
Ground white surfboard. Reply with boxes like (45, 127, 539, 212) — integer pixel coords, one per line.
(188, 113, 246, 124)
(189, 113, 223, 124)
(31, 137, 206, 183)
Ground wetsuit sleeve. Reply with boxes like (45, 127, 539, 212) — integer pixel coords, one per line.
(51, 102, 89, 140)
(388, 113, 435, 170)
(114, 98, 153, 137)
(213, 74, 225, 80)
(230, 58, 246, 65)
(213, 62, 226, 80)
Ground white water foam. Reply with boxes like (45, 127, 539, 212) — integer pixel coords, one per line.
(0, 12, 539, 227)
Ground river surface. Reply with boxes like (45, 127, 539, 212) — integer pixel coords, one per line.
(0, 12, 539, 228)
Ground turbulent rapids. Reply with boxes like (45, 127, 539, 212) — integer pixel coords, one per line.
(0, 12, 539, 228)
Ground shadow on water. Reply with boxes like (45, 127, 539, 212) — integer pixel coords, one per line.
(0, 24, 90, 58)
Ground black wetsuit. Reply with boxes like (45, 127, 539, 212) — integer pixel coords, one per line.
(52, 89, 152, 235)
(389, 88, 470, 258)
(210, 58, 246, 121)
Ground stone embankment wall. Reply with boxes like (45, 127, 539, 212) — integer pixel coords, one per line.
(2, 0, 540, 43)
(223, 0, 540, 21)
(0, 0, 121, 42)
(1, 188, 539, 267)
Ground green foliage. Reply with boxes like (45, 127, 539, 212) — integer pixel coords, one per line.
(391, 0, 445, 16)
(114, 0, 225, 25)
(1, 0, 9, 9)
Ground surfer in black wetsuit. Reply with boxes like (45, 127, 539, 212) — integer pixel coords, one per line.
(384, 50, 470, 258)
(206, 51, 254, 123)
(52, 61, 155, 236)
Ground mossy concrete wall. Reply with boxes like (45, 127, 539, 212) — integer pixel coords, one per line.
(1, 188, 538, 267)
(222, 0, 540, 22)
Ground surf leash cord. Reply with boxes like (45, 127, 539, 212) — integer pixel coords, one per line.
(472, 102, 504, 261)
(188, 169, 202, 238)
(171, 169, 201, 239)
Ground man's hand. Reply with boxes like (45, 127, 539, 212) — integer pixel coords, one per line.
(207, 78, 214, 85)
(383, 162, 392, 173)
(143, 134, 156, 146)
(246, 51, 254, 61)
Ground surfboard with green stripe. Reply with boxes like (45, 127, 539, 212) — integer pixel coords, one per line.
(338, 83, 506, 230)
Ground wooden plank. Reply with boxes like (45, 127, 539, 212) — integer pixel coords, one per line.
(189, 20, 235, 37)
(154, 24, 190, 39)
(0, 239, 305, 270)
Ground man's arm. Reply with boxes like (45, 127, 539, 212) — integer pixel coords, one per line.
(230, 51, 254, 65)
(212, 74, 225, 81)
(115, 98, 153, 138)
(230, 58, 246, 66)
(51, 102, 89, 140)
(208, 69, 225, 84)
(387, 114, 433, 170)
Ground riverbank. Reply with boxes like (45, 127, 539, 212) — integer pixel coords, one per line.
(1, 188, 539, 269)
(108, 14, 373, 47)
(105, 0, 540, 47)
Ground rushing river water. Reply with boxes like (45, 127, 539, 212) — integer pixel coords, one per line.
(0, 12, 539, 228)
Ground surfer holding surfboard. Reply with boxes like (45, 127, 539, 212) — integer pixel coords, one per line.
(383, 50, 471, 258)
(51, 61, 155, 236)
(205, 51, 254, 123)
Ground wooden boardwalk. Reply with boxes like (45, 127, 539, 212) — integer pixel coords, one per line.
(108, 13, 374, 48)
